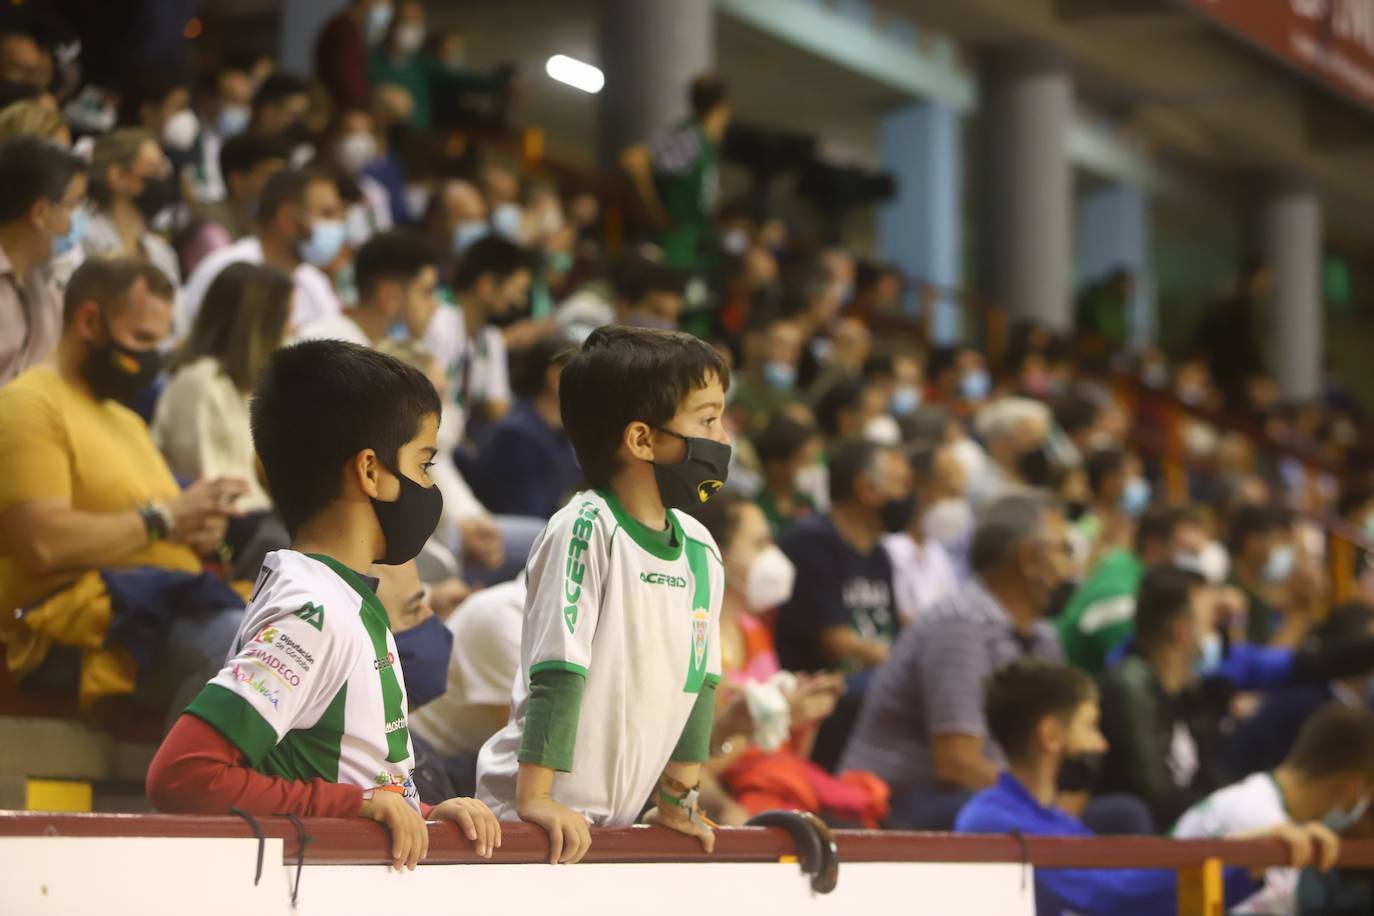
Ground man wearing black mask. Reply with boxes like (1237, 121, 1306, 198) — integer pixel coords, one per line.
(968, 397, 1067, 510)
(774, 438, 910, 769)
(83, 128, 181, 286)
(0, 257, 249, 705)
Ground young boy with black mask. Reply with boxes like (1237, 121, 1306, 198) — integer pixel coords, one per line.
(476, 325, 732, 864)
(147, 340, 499, 871)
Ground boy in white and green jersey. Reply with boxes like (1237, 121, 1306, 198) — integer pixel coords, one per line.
(147, 340, 499, 872)
(476, 324, 732, 864)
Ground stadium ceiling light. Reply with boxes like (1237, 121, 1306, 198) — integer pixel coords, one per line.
(546, 55, 604, 94)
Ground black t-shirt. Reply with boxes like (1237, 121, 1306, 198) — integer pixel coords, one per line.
(773, 514, 896, 672)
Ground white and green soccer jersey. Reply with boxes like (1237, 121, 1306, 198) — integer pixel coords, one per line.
(476, 489, 724, 825)
(187, 550, 419, 809)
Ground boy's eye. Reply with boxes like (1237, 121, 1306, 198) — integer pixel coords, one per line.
(421, 461, 436, 472)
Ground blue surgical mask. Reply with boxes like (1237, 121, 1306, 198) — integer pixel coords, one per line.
(392, 613, 453, 709)
(215, 104, 250, 139)
(491, 202, 523, 242)
(52, 208, 87, 258)
(452, 220, 488, 255)
(890, 384, 922, 416)
(1195, 631, 1224, 676)
(1120, 477, 1152, 517)
(300, 218, 347, 267)
(959, 369, 991, 402)
(762, 360, 797, 391)
(365, 2, 394, 45)
(1323, 796, 1371, 833)
(1263, 544, 1296, 584)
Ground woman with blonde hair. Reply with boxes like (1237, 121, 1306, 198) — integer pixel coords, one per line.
(0, 99, 69, 145)
(84, 127, 181, 285)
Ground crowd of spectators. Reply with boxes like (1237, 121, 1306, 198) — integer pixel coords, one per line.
(1, 3, 1373, 912)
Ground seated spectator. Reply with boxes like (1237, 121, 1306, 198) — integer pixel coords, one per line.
(752, 413, 823, 536)
(0, 136, 86, 384)
(178, 168, 345, 338)
(924, 345, 991, 419)
(1057, 506, 1207, 675)
(153, 263, 293, 576)
(325, 108, 392, 247)
(187, 57, 255, 204)
(813, 377, 882, 447)
(119, 66, 197, 167)
(841, 492, 1075, 829)
(408, 576, 528, 792)
(184, 132, 291, 269)
(694, 491, 885, 826)
(301, 228, 438, 346)
(470, 335, 579, 519)
(1176, 703, 1369, 913)
(1229, 503, 1320, 647)
(423, 234, 532, 428)
(1225, 603, 1374, 780)
(0, 23, 46, 90)
(882, 442, 960, 625)
(556, 253, 685, 343)
(967, 397, 1057, 509)
(955, 659, 1306, 916)
(249, 72, 312, 140)
(1074, 447, 1150, 563)
(424, 178, 489, 277)
(728, 313, 805, 436)
(863, 348, 925, 419)
(83, 128, 181, 286)
(0, 97, 69, 144)
(0, 257, 248, 710)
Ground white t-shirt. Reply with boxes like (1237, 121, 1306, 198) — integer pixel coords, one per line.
(423, 300, 510, 414)
(186, 549, 420, 809)
(1172, 772, 1293, 914)
(409, 578, 527, 758)
(476, 489, 724, 825)
(177, 236, 341, 340)
(882, 533, 959, 624)
(297, 312, 370, 347)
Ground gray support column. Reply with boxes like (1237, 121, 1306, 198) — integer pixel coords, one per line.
(976, 46, 1073, 331)
(1263, 180, 1323, 400)
(596, 0, 714, 168)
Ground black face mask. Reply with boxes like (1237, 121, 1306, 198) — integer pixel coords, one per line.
(653, 428, 731, 511)
(371, 464, 444, 565)
(1017, 444, 1056, 487)
(1065, 500, 1088, 523)
(1056, 752, 1105, 794)
(134, 174, 178, 222)
(879, 494, 917, 533)
(81, 324, 161, 402)
(1044, 578, 1078, 619)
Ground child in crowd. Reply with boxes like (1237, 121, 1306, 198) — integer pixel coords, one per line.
(146, 340, 499, 871)
(476, 325, 732, 864)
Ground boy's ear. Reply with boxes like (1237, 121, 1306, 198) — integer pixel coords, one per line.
(623, 420, 655, 463)
(349, 448, 385, 500)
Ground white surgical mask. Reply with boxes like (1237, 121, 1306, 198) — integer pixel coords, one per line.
(863, 414, 902, 447)
(162, 109, 200, 152)
(745, 545, 795, 613)
(1264, 544, 1296, 584)
(337, 132, 379, 175)
(215, 104, 250, 139)
(394, 22, 425, 55)
(1324, 796, 1371, 833)
(491, 202, 523, 242)
(366, 3, 394, 45)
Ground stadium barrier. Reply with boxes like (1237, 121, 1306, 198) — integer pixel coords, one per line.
(4, 811, 1374, 915)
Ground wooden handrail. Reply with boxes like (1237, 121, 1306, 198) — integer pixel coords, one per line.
(4, 812, 1374, 870)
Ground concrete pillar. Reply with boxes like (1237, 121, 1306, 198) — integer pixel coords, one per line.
(976, 46, 1073, 331)
(1075, 181, 1155, 348)
(279, 0, 346, 77)
(1263, 181, 1323, 399)
(596, 0, 714, 168)
(878, 103, 963, 345)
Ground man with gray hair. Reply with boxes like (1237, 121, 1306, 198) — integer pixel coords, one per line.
(840, 492, 1110, 829)
(966, 397, 1059, 510)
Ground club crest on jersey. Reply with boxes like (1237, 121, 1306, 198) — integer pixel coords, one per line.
(294, 602, 325, 631)
(696, 479, 724, 503)
(691, 608, 709, 671)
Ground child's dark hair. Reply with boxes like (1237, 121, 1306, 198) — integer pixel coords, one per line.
(559, 325, 730, 489)
(251, 339, 442, 534)
(984, 659, 1096, 763)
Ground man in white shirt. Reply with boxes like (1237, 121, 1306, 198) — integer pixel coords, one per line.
(1174, 703, 1368, 914)
(177, 168, 345, 339)
(299, 228, 439, 346)
(883, 441, 961, 624)
(423, 234, 531, 428)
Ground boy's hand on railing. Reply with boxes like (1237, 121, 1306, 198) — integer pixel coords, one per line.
(517, 795, 592, 865)
(644, 801, 716, 853)
(430, 796, 502, 859)
(361, 788, 429, 872)
(1239, 821, 1340, 873)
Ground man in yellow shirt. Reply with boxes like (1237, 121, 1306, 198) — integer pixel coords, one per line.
(0, 256, 248, 709)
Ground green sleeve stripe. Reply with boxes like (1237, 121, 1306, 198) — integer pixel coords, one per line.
(185, 683, 279, 767)
(518, 668, 586, 772)
(686, 537, 724, 568)
(530, 659, 588, 678)
(670, 679, 717, 764)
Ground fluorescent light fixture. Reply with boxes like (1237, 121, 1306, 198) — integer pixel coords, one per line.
(546, 54, 604, 93)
